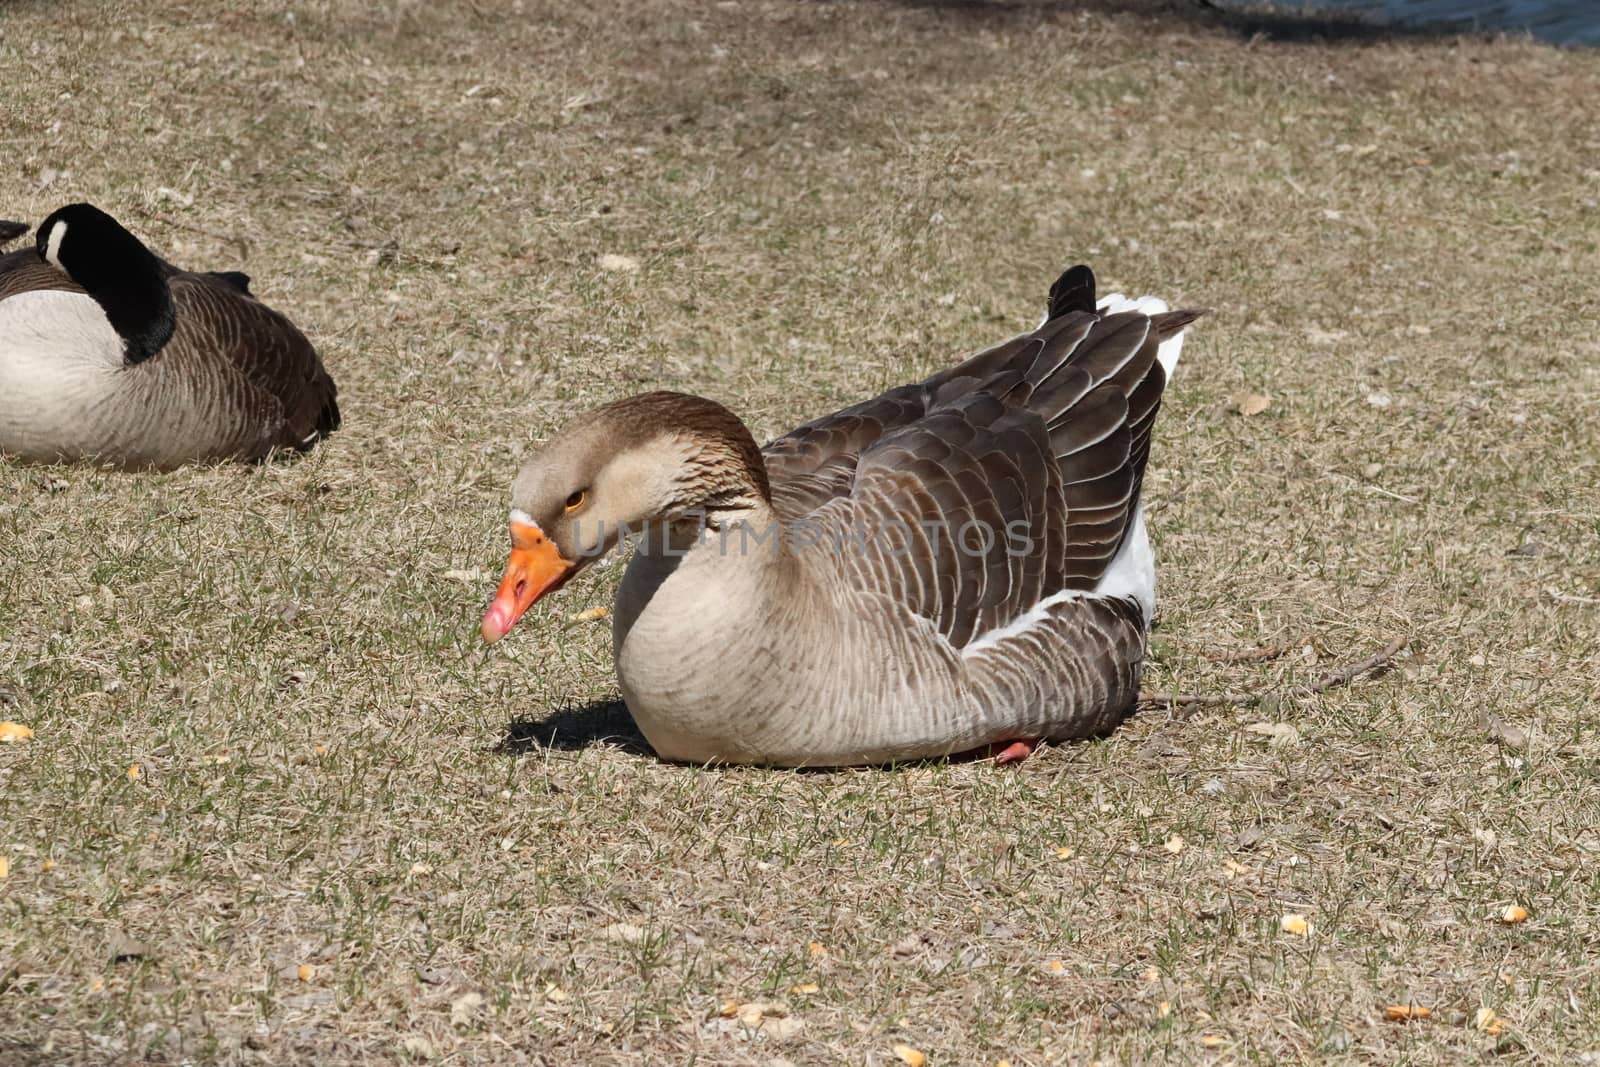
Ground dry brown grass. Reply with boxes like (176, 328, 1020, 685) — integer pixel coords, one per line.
(2, 0, 1599, 1063)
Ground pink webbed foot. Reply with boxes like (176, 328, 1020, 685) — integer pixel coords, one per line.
(988, 739, 1040, 766)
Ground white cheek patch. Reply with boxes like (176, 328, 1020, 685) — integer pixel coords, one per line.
(509, 509, 541, 529)
(43, 221, 67, 271)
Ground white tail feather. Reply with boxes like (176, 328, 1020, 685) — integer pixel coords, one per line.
(962, 501, 1158, 657)
(1098, 292, 1185, 379)
(1093, 503, 1155, 622)
(1093, 290, 1173, 621)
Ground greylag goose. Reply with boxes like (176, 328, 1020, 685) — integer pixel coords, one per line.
(483, 266, 1202, 767)
(0, 203, 338, 469)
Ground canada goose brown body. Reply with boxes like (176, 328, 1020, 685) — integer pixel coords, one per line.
(484, 266, 1202, 767)
(0, 204, 338, 469)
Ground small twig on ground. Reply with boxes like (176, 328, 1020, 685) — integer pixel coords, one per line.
(1141, 635, 1409, 716)
(1138, 690, 1258, 710)
(1202, 640, 1296, 665)
(1295, 635, 1409, 695)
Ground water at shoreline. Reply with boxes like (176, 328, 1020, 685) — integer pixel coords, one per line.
(1215, 0, 1599, 46)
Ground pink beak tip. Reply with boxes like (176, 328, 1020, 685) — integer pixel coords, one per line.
(481, 605, 512, 644)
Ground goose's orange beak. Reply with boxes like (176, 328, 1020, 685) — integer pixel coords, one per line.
(481, 520, 576, 643)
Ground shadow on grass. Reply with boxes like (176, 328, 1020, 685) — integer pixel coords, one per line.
(497, 699, 656, 757)
(867, 0, 1564, 47)
(495, 701, 1119, 769)
(493, 701, 1022, 768)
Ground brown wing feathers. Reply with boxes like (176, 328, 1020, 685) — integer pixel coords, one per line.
(171, 274, 340, 454)
(763, 386, 928, 517)
(851, 399, 1064, 648)
(774, 265, 1200, 647)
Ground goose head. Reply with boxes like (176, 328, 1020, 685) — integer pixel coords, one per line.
(35, 202, 174, 364)
(481, 391, 770, 643)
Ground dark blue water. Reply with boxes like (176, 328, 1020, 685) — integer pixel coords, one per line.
(1228, 0, 1599, 45)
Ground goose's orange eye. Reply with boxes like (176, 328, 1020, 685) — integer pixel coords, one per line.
(564, 490, 586, 512)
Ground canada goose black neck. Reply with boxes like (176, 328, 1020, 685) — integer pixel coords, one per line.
(36, 203, 175, 365)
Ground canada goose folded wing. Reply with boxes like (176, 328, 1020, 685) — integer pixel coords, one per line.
(0, 248, 79, 300)
(166, 272, 340, 453)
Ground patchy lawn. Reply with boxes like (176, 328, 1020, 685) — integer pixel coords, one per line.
(2, 0, 1597, 1062)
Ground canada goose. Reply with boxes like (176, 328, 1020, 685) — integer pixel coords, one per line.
(482, 265, 1202, 767)
(0, 203, 338, 469)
